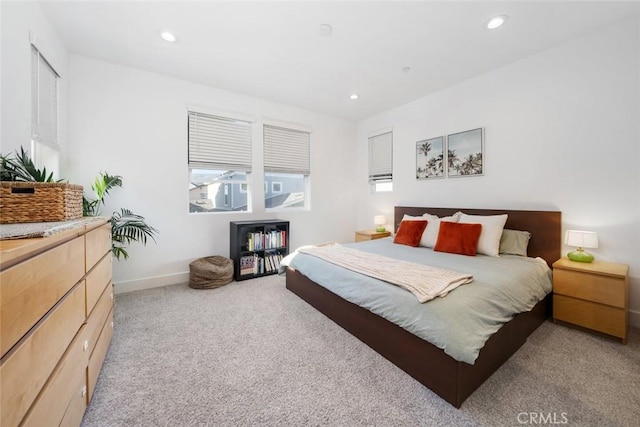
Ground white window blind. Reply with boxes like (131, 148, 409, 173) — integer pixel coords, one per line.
(188, 111, 252, 171)
(368, 131, 393, 182)
(264, 124, 310, 175)
(31, 45, 59, 147)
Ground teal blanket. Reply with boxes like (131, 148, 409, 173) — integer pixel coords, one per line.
(282, 238, 552, 364)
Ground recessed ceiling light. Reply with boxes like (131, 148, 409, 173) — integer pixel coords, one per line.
(160, 31, 177, 43)
(350, 94, 359, 100)
(318, 24, 333, 37)
(486, 15, 508, 30)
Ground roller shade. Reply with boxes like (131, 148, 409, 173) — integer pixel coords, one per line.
(368, 131, 393, 182)
(188, 111, 252, 171)
(264, 124, 310, 175)
(31, 45, 59, 147)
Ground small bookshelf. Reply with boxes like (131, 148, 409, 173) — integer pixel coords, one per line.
(230, 220, 289, 281)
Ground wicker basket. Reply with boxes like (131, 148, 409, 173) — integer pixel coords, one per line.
(189, 256, 234, 289)
(0, 182, 84, 224)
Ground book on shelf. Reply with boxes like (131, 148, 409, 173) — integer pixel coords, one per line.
(239, 254, 259, 276)
(264, 252, 284, 272)
(247, 229, 287, 251)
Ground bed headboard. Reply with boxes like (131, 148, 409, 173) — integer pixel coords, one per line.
(394, 206, 561, 267)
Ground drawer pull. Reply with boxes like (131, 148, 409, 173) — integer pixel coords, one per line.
(110, 293, 114, 300)
(81, 385, 87, 398)
(111, 321, 114, 329)
(83, 340, 89, 351)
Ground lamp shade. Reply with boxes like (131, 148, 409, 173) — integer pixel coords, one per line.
(565, 230, 598, 249)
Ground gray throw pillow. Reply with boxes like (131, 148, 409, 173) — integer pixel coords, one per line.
(499, 229, 531, 256)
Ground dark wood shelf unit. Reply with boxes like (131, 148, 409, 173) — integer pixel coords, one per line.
(230, 219, 289, 281)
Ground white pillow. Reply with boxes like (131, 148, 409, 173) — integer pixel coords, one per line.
(401, 212, 460, 248)
(458, 213, 508, 257)
(422, 213, 462, 248)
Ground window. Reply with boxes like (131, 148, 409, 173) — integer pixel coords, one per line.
(31, 45, 60, 176)
(263, 124, 310, 209)
(368, 130, 393, 192)
(188, 110, 252, 212)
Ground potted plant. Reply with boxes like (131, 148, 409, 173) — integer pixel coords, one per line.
(0, 147, 83, 223)
(1, 146, 157, 258)
(83, 172, 158, 260)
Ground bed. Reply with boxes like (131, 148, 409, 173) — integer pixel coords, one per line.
(285, 206, 561, 408)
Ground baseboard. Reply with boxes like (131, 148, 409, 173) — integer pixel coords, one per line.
(114, 271, 189, 294)
(629, 309, 640, 328)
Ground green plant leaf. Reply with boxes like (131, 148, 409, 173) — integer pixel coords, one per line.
(110, 208, 158, 260)
(83, 172, 123, 216)
(82, 172, 158, 260)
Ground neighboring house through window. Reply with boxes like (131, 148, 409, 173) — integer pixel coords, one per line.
(368, 130, 393, 192)
(263, 123, 310, 209)
(187, 109, 252, 212)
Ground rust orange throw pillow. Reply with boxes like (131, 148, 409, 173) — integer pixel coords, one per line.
(434, 221, 482, 256)
(393, 220, 428, 247)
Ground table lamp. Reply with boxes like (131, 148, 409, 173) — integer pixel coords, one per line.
(565, 230, 598, 263)
(374, 215, 387, 232)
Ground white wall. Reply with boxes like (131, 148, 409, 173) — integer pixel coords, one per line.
(357, 18, 640, 326)
(66, 56, 358, 293)
(1, 1, 68, 173)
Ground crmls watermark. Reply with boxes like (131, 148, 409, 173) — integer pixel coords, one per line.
(517, 412, 569, 425)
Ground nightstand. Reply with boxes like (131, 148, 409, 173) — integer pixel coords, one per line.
(355, 230, 391, 242)
(552, 257, 629, 343)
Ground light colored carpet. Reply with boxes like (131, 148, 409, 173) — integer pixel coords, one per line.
(82, 275, 640, 426)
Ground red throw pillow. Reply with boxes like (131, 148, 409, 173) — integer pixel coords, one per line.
(393, 220, 428, 247)
(434, 221, 482, 256)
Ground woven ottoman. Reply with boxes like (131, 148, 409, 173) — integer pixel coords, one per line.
(189, 256, 234, 289)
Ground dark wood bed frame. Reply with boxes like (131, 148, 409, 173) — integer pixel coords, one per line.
(286, 207, 561, 408)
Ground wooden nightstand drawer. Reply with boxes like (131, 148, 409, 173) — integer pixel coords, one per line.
(554, 294, 626, 339)
(355, 230, 391, 242)
(554, 269, 625, 308)
(552, 257, 628, 343)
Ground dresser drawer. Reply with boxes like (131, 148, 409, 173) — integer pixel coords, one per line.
(86, 223, 111, 272)
(554, 269, 626, 308)
(86, 253, 113, 316)
(0, 236, 85, 357)
(86, 284, 114, 356)
(554, 294, 627, 338)
(59, 374, 88, 427)
(0, 282, 86, 427)
(20, 324, 89, 427)
(88, 308, 114, 402)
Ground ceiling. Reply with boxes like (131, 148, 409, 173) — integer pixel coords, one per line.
(39, 1, 639, 122)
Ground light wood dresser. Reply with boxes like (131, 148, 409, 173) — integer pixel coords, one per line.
(0, 218, 114, 427)
(552, 257, 629, 343)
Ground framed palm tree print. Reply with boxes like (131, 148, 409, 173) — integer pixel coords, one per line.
(416, 136, 445, 179)
(447, 128, 484, 177)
